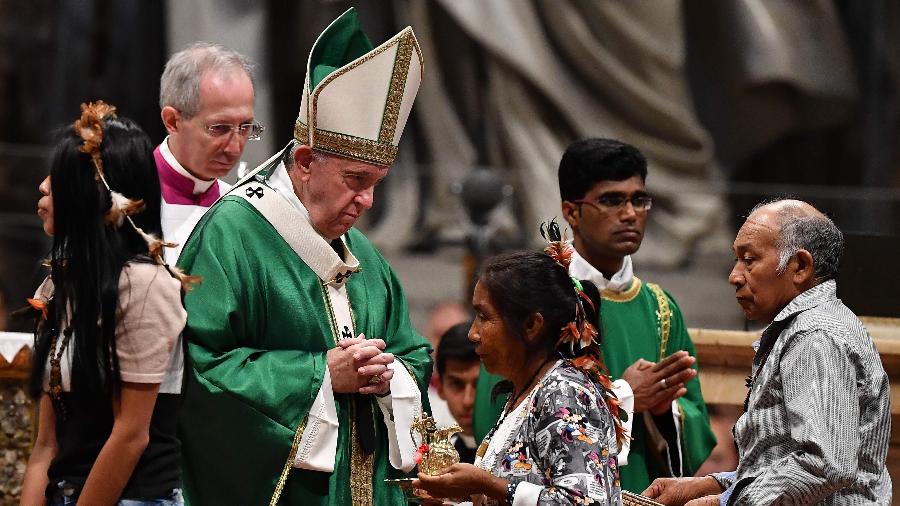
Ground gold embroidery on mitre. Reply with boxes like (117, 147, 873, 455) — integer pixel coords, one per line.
(298, 27, 422, 167)
(294, 122, 398, 166)
(378, 30, 417, 144)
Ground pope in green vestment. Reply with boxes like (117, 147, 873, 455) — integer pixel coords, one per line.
(178, 187, 431, 505)
(473, 272, 715, 493)
(177, 8, 431, 505)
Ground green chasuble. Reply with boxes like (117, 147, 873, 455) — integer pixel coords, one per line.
(177, 191, 432, 505)
(473, 278, 716, 493)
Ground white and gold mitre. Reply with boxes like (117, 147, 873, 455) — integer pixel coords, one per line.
(294, 7, 423, 167)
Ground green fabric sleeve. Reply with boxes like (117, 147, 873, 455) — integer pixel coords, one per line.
(182, 201, 327, 428)
(472, 365, 507, 442)
(178, 201, 330, 504)
(350, 230, 433, 402)
(665, 291, 717, 475)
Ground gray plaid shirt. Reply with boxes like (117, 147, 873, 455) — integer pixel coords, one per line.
(714, 280, 892, 505)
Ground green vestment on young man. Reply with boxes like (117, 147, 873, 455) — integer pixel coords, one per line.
(473, 278, 716, 493)
(177, 188, 432, 505)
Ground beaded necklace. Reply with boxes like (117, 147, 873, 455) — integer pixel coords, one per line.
(475, 357, 556, 460)
(48, 326, 73, 420)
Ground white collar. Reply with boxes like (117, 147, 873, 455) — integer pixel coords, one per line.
(568, 245, 634, 293)
(161, 136, 218, 194)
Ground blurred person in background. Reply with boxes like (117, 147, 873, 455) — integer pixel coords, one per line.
(156, 42, 259, 264)
(415, 240, 623, 505)
(21, 102, 189, 505)
(434, 321, 480, 463)
(473, 138, 715, 493)
(175, 9, 431, 505)
(644, 199, 891, 505)
(427, 300, 470, 428)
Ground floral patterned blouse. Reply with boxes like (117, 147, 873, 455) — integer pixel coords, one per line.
(475, 360, 622, 506)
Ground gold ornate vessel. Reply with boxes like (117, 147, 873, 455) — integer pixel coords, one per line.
(410, 413, 462, 475)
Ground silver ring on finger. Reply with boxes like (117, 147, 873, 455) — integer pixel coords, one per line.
(660, 378, 668, 388)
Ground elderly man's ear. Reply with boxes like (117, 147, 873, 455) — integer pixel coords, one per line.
(790, 249, 816, 287)
(292, 144, 314, 175)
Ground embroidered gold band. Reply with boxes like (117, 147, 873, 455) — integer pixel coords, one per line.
(269, 418, 309, 506)
(295, 122, 397, 167)
(378, 32, 414, 144)
(601, 277, 643, 303)
(647, 283, 672, 359)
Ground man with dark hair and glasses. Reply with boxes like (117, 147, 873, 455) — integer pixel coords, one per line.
(473, 137, 716, 494)
(156, 42, 261, 263)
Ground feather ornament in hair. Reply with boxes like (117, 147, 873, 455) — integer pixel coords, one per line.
(141, 233, 177, 260)
(559, 322, 580, 354)
(104, 192, 145, 227)
(540, 219, 574, 270)
(540, 218, 564, 242)
(168, 265, 202, 292)
(26, 298, 48, 320)
(74, 101, 117, 180)
(543, 241, 573, 270)
(578, 320, 598, 349)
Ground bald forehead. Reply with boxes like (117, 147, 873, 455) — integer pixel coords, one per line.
(734, 208, 779, 251)
(754, 199, 824, 220)
(736, 199, 824, 250)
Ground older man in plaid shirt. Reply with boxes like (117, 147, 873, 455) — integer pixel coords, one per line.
(643, 199, 892, 505)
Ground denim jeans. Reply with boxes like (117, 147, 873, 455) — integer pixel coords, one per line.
(118, 488, 184, 506)
(50, 483, 183, 506)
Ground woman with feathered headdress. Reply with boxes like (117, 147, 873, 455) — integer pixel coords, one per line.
(21, 102, 190, 505)
(413, 226, 626, 506)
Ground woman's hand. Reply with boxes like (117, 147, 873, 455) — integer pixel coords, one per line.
(412, 463, 507, 502)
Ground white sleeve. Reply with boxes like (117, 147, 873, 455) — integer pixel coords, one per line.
(294, 365, 339, 471)
(612, 378, 635, 466)
(670, 399, 684, 476)
(512, 481, 543, 505)
(375, 361, 423, 472)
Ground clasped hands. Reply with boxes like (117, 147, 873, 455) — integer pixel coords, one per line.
(621, 350, 697, 416)
(327, 336, 394, 396)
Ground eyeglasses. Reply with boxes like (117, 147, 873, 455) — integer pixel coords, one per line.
(205, 122, 265, 141)
(572, 193, 653, 212)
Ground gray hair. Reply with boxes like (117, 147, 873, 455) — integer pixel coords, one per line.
(159, 42, 255, 118)
(282, 140, 328, 171)
(752, 199, 844, 282)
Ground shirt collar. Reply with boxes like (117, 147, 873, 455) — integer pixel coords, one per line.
(568, 244, 634, 293)
(772, 279, 837, 323)
(160, 137, 218, 195)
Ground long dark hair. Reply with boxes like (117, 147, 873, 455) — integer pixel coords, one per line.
(29, 115, 161, 400)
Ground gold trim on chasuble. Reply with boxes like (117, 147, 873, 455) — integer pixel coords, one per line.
(268, 283, 373, 505)
(646, 283, 672, 360)
(269, 419, 309, 506)
(600, 276, 643, 303)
